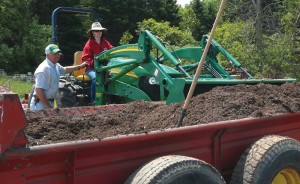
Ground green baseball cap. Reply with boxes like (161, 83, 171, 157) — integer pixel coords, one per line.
(45, 44, 61, 54)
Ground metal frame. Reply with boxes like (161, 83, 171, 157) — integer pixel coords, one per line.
(50, 7, 100, 44)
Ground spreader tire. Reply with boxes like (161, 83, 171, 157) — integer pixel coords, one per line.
(230, 135, 300, 184)
(125, 155, 225, 184)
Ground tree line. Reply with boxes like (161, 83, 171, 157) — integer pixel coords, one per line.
(0, 0, 299, 79)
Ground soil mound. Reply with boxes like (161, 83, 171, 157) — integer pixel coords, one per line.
(25, 82, 300, 146)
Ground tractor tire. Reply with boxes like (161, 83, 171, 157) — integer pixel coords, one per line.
(58, 81, 78, 108)
(125, 155, 225, 184)
(230, 135, 300, 184)
(138, 76, 160, 101)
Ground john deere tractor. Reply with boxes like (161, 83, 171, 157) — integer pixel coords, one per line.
(52, 7, 296, 108)
(91, 30, 295, 106)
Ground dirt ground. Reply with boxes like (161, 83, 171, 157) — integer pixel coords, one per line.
(0, 86, 12, 93)
(21, 82, 300, 146)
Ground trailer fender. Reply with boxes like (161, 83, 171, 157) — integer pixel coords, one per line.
(230, 135, 300, 184)
(125, 155, 225, 184)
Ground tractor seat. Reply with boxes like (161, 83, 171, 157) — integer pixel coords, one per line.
(73, 51, 91, 81)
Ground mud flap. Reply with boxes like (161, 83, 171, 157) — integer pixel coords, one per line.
(166, 78, 186, 105)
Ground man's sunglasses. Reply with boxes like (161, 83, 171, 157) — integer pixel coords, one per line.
(93, 30, 103, 32)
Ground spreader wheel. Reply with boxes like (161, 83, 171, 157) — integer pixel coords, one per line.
(230, 135, 300, 184)
(125, 155, 225, 184)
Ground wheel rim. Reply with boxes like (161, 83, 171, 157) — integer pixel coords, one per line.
(272, 168, 300, 184)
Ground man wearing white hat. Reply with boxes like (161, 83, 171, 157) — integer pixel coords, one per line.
(30, 44, 88, 110)
(82, 22, 114, 104)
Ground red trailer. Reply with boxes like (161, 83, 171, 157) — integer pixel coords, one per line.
(1, 93, 300, 184)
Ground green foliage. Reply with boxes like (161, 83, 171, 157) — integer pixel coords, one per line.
(137, 18, 198, 47)
(119, 31, 134, 45)
(188, 0, 219, 40)
(178, 6, 199, 34)
(279, 0, 300, 78)
(215, 0, 299, 80)
(16, 22, 50, 72)
(215, 20, 299, 79)
(0, 0, 182, 75)
(30, 0, 88, 66)
(136, 18, 198, 66)
(81, 0, 180, 46)
(262, 33, 297, 78)
(214, 21, 259, 74)
(0, 0, 50, 75)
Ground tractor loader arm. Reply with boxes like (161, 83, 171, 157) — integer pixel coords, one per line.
(200, 35, 254, 79)
(92, 30, 296, 106)
(93, 30, 188, 105)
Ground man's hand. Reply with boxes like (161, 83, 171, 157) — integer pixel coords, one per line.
(80, 62, 89, 69)
(65, 62, 90, 73)
(36, 88, 53, 109)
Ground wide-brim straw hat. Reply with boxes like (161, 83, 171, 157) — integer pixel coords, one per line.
(88, 22, 107, 34)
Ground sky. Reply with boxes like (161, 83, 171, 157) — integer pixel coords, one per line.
(176, 0, 192, 7)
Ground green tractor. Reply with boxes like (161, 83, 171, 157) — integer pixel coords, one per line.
(51, 7, 296, 108)
(93, 30, 296, 106)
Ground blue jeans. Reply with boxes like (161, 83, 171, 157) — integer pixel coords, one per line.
(85, 69, 96, 103)
(30, 96, 54, 110)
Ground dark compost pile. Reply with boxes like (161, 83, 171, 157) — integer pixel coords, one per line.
(24, 82, 300, 146)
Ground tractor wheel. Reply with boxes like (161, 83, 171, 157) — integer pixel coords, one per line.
(58, 81, 78, 108)
(138, 76, 160, 101)
(125, 155, 225, 184)
(230, 135, 300, 184)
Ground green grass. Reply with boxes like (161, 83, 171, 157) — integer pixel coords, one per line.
(0, 76, 33, 99)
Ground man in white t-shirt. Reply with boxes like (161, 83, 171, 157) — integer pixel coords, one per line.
(30, 44, 88, 110)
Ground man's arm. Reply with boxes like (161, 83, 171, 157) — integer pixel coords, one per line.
(65, 62, 89, 74)
(35, 88, 52, 109)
